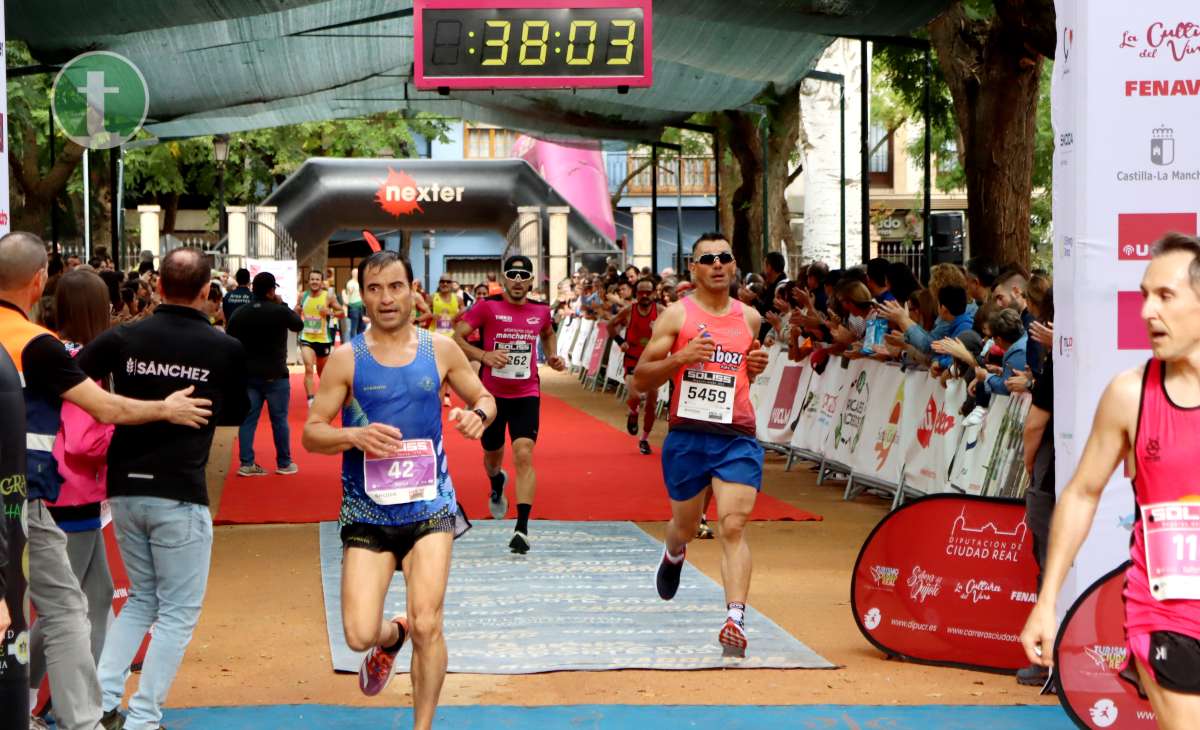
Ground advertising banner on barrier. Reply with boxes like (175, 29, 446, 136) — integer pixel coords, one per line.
(557, 318, 578, 361)
(765, 362, 811, 445)
(852, 494, 1039, 671)
(789, 361, 826, 457)
(1055, 562, 1155, 729)
(586, 322, 608, 378)
(811, 358, 853, 458)
(752, 345, 788, 440)
(605, 338, 626, 387)
(570, 320, 595, 368)
(902, 378, 966, 495)
(950, 396, 1008, 496)
(850, 362, 907, 487)
(826, 359, 871, 468)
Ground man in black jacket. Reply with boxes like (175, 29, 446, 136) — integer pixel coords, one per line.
(227, 272, 304, 476)
(80, 247, 249, 730)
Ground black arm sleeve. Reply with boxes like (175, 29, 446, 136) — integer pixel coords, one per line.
(77, 327, 122, 382)
(284, 307, 304, 333)
(23, 335, 89, 397)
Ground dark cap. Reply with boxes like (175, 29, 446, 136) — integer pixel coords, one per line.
(503, 254, 534, 273)
(252, 271, 278, 296)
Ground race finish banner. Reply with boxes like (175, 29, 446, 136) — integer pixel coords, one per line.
(852, 494, 1039, 671)
(1055, 562, 1155, 729)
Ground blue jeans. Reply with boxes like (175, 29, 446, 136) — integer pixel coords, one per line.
(97, 497, 213, 730)
(347, 303, 365, 339)
(238, 376, 292, 468)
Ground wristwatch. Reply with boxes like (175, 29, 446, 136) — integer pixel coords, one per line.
(472, 407, 489, 424)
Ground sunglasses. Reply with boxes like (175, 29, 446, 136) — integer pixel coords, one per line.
(695, 252, 735, 266)
(504, 269, 533, 281)
(439, 280, 453, 285)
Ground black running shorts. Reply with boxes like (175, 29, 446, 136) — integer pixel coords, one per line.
(1119, 630, 1200, 696)
(481, 396, 541, 451)
(300, 340, 332, 359)
(340, 515, 454, 567)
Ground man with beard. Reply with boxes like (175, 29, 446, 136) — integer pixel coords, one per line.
(608, 278, 663, 455)
(453, 255, 565, 554)
(634, 232, 770, 657)
(302, 251, 494, 730)
(296, 270, 344, 406)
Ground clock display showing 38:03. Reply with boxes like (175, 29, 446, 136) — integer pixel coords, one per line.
(420, 7, 647, 80)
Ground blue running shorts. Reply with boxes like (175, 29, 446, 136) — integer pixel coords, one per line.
(661, 430, 764, 502)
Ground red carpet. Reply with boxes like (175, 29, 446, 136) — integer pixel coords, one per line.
(214, 375, 820, 525)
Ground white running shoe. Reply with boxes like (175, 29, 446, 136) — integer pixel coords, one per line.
(488, 470, 509, 520)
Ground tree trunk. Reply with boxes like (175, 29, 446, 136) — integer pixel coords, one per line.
(719, 83, 802, 275)
(161, 192, 180, 234)
(89, 152, 114, 259)
(716, 118, 741, 250)
(929, 2, 1043, 270)
(8, 129, 85, 238)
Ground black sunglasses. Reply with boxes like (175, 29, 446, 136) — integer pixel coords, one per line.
(504, 269, 533, 281)
(695, 252, 735, 266)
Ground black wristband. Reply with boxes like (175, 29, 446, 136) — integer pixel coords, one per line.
(612, 334, 626, 345)
(472, 407, 489, 424)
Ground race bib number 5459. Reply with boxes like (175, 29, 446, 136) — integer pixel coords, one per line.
(678, 369, 735, 424)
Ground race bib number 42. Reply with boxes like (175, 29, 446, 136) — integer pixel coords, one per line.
(493, 341, 532, 380)
(363, 439, 439, 506)
(1144, 500, 1200, 601)
(678, 369, 735, 424)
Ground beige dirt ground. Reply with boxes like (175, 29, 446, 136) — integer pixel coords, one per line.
(163, 370, 1055, 710)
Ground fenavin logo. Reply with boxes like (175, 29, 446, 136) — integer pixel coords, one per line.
(51, 52, 149, 150)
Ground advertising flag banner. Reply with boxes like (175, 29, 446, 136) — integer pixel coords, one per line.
(764, 362, 811, 445)
(1051, 0, 1200, 606)
(849, 362, 907, 487)
(1054, 562, 1156, 729)
(852, 495, 1040, 671)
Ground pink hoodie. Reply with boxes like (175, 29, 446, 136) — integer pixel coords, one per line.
(50, 347, 113, 508)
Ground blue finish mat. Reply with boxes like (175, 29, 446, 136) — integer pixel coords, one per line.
(320, 520, 834, 673)
(162, 704, 1072, 729)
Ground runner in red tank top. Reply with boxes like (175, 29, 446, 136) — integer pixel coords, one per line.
(1021, 234, 1200, 728)
(608, 278, 662, 454)
(632, 232, 770, 658)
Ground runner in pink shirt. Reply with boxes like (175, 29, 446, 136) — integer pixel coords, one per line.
(454, 255, 565, 554)
(1021, 234, 1200, 727)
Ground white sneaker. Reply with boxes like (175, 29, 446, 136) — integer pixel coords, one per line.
(488, 470, 509, 520)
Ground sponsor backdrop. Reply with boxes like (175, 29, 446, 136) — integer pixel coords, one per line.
(851, 495, 1039, 671)
(1055, 563, 1156, 729)
(1051, 1, 1200, 611)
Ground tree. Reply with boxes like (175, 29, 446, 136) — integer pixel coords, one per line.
(872, 0, 1055, 270)
(6, 41, 86, 238)
(712, 83, 803, 274)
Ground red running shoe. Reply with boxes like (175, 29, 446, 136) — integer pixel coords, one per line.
(358, 616, 408, 696)
(719, 618, 747, 658)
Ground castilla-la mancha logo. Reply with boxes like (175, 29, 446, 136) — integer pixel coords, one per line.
(375, 168, 465, 217)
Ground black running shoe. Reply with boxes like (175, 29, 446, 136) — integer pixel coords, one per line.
(509, 531, 530, 554)
(626, 411, 639, 435)
(100, 708, 125, 730)
(656, 547, 685, 600)
(638, 439, 651, 455)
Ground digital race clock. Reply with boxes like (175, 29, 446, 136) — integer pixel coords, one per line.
(414, 0, 653, 90)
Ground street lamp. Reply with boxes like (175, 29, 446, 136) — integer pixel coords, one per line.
(214, 134, 230, 239)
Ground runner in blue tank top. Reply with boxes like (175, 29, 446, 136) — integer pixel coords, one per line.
(302, 251, 496, 730)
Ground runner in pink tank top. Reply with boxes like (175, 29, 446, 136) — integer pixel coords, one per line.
(631, 233, 770, 658)
(1021, 236, 1200, 726)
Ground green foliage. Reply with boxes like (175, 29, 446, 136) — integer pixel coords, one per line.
(1029, 61, 1054, 270)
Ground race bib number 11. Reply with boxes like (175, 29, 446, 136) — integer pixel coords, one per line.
(678, 369, 735, 424)
(363, 439, 439, 506)
(1144, 500, 1200, 601)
